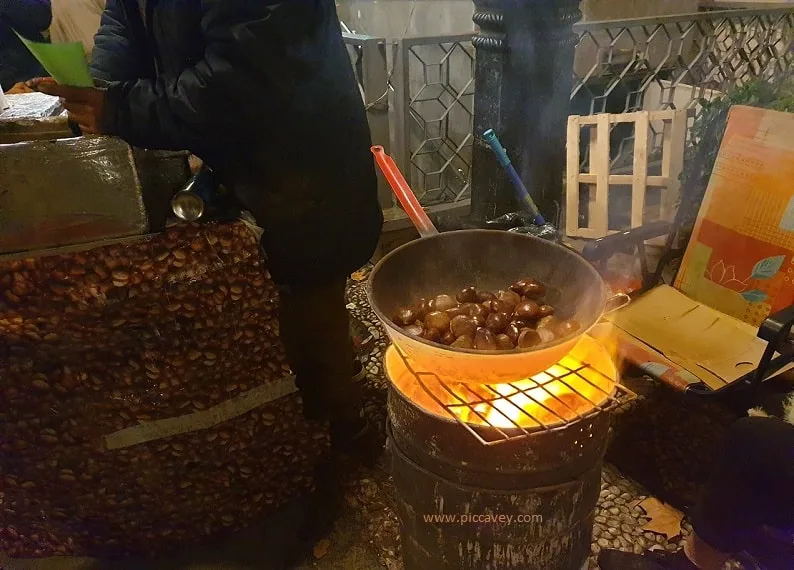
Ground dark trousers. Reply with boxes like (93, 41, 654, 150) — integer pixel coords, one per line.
(278, 278, 362, 426)
(691, 417, 794, 561)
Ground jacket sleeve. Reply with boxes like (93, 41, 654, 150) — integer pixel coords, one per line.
(100, 0, 321, 152)
(90, 0, 151, 83)
(0, 0, 52, 36)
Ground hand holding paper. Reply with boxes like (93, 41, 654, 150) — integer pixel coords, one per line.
(29, 78, 106, 134)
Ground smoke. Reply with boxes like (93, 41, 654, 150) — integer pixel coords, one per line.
(500, 0, 579, 222)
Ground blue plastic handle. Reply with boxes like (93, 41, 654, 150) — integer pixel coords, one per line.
(482, 128, 546, 225)
(483, 129, 511, 168)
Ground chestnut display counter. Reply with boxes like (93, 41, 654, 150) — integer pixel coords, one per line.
(0, 221, 325, 557)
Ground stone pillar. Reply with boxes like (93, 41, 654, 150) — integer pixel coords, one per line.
(470, 0, 581, 222)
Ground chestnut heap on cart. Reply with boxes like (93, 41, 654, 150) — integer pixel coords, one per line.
(392, 279, 581, 352)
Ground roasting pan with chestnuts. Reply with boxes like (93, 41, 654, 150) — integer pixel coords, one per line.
(367, 230, 627, 384)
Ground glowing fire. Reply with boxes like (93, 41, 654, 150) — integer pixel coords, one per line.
(386, 336, 617, 430)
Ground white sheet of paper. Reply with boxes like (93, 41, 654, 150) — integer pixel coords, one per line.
(0, 84, 9, 112)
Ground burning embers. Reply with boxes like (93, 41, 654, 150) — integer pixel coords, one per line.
(386, 334, 619, 435)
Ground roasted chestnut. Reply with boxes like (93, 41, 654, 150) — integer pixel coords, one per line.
(510, 280, 530, 294)
(536, 315, 559, 331)
(484, 299, 510, 315)
(404, 324, 424, 337)
(474, 327, 498, 351)
(476, 290, 496, 303)
(456, 286, 478, 304)
(451, 335, 474, 349)
(555, 319, 581, 337)
(393, 306, 420, 326)
(505, 322, 522, 343)
(432, 294, 458, 313)
(450, 315, 477, 338)
(496, 290, 522, 311)
(522, 280, 546, 298)
(441, 330, 456, 345)
(485, 312, 509, 333)
(537, 327, 556, 343)
(517, 328, 542, 349)
(423, 327, 442, 343)
(537, 304, 555, 318)
(495, 334, 515, 350)
(471, 314, 487, 328)
(458, 302, 476, 316)
(425, 311, 451, 332)
(468, 303, 489, 319)
(514, 300, 540, 320)
(445, 305, 467, 320)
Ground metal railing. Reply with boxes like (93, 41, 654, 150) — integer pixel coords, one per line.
(392, 35, 475, 208)
(343, 33, 393, 210)
(344, 6, 793, 210)
(572, 7, 793, 169)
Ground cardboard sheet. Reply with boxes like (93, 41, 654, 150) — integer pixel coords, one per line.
(675, 106, 794, 327)
(608, 285, 771, 389)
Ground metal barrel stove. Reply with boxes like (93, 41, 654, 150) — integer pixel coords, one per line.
(384, 338, 631, 570)
(368, 230, 633, 569)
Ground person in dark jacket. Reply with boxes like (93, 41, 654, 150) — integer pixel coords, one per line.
(0, 0, 51, 89)
(32, 0, 384, 538)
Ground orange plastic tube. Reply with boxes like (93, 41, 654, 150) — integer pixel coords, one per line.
(371, 146, 438, 238)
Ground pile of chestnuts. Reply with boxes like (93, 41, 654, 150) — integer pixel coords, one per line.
(391, 278, 581, 352)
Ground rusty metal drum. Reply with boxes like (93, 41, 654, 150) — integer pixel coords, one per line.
(386, 339, 617, 570)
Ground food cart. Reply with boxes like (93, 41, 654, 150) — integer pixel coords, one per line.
(0, 93, 326, 557)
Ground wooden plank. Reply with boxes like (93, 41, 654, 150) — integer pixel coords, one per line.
(576, 109, 678, 125)
(566, 115, 582, 237)
(577, 174, 670, 186)
(632, 112, 650, 227)
(565, 109, 687, 240)
(592, 114, 611, 236)
(661, 110, 687, 221)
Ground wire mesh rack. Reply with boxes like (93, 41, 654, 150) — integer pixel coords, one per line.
(390, 344, 636, 446)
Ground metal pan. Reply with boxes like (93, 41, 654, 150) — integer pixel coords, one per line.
(367, 229, 627, 384)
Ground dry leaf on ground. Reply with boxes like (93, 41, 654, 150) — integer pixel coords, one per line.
(351, 269, 370, 282)
(313, 539, 331, 560)
(638, 497, 684, 539)
(629, 497, 645, 511)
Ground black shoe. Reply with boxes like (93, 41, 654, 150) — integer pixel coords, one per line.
(330, 416, 384, 469)
(598, 549, 665, 570)
(598, 549, 697, 570)
(646, 550, 701, 569)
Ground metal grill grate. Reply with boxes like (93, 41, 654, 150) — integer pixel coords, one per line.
(391, 344, 635, 446)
